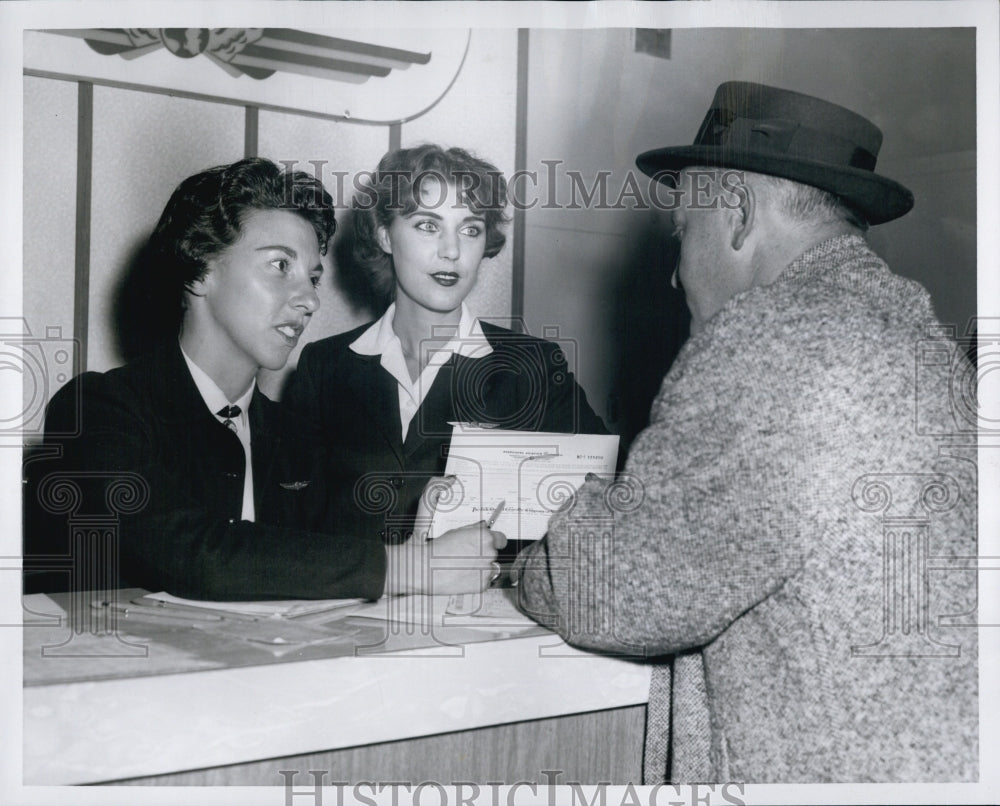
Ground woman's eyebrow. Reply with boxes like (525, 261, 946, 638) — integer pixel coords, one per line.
(403, 206, 488, 220)
(254, 244, 299, 258)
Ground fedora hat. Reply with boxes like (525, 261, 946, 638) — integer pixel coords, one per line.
(635, 81, 913, 225)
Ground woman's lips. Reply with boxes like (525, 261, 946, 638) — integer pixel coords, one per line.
(276, 324, 302, 345)
(431, 272, 460, 287)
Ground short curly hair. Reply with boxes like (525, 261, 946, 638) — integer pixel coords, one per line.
(147, 157, 338, 330)
(352, 144, 509, 302)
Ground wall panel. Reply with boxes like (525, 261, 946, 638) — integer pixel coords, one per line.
(870, 150, 977, 332)
(88, 86, 244, 372)
(402, 30, 518, 327)
(22, 75, 78, 409)
(256, 111, 390, 397)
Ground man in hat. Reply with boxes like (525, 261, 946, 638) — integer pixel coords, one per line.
(512, 82, 977, 782)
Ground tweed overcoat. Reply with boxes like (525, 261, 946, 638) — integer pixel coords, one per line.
(514, 235, 978, 783)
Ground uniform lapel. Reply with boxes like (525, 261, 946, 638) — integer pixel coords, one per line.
(151, 343, 217, 427)
(342, 352, 405, 466)
(249, 388, 278, 500)
(448, 351, 501, 430)
(402, 354, 462, 458)
(150, 344, 245, 509)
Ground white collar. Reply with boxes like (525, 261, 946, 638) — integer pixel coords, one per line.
(180, 343, 256, 418)
(350, 302, 493, 360)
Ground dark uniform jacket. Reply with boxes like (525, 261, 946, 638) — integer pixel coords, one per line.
(23, 343, 386, 600)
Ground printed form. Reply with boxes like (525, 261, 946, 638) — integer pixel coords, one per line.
(429, 425, 620, 542)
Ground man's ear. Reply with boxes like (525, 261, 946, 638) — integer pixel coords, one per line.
(728, 175, 755, 251)
(376, 225, 393, 255)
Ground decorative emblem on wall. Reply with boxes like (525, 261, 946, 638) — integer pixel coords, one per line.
(52, 28, 432, 83)
(24, 27, 469, 123)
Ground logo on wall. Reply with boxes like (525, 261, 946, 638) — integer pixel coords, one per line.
(25, 27, 470, 122)
(66, 28, 432, 83)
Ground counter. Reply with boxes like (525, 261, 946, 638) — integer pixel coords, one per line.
(22, 590, 651, 785)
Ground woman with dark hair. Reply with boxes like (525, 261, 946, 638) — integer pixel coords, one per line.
(285, 144, 606, 553)
(25, 157, 503, 599)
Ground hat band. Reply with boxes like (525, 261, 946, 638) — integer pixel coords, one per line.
(695, 109, 877, 172)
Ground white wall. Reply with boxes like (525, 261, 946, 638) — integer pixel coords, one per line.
(22, 76, 78, 433)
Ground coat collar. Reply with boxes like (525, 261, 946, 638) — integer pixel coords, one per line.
(338, 321, 523, 461)
(402, 355, 459, 458)
(340, 349, 406, 465)
(349, 302, 494, 361)
(139, 342, 217, 425)
(142, 342, 268, 432)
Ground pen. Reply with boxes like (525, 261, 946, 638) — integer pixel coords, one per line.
(486, 499, 506, 528)
(90, 599, 224, 623)
(130, 595, 265, 623)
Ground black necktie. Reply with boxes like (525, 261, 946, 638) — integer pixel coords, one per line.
(217, 405, 241, 433)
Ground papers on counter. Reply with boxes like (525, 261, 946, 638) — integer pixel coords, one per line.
(430, 425, 619, 541)
(126, 593, 366, 655)
(445, 588, 536, 626)
(140, 592, 365, 619)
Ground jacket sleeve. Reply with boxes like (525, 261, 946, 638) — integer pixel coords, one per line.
(512, 333, 809, 657)
(26, 372, 386, 601)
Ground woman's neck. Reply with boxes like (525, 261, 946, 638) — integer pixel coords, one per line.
(179, 323, 257, 402)
(391, 297, 462, 382)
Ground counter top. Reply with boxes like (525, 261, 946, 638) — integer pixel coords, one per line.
(23, 591, 651, 784)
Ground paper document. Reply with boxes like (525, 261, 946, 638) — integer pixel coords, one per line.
(430, 426, 619, 541)
(445, 588, 537, 626)
(142, 592, 365, 620)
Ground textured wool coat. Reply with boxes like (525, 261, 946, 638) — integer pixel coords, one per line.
(514, 235, 977, 783)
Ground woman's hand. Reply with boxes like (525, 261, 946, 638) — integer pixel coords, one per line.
(383, 522, 507, 596)
(383, 476, 507, 596)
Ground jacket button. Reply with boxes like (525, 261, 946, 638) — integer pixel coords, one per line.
(391, 477, 404, 488)
(225, 472, 239, 479)
(379, 529, 386, 539)
(228, 518, 235, 524)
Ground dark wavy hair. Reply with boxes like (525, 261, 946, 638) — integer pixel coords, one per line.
(146, 158, 337, 332)
(352, 144, 509, 302)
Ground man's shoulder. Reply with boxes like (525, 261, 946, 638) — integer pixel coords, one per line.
(720, 252, 930, 343)
(774, 237, 934, 328)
